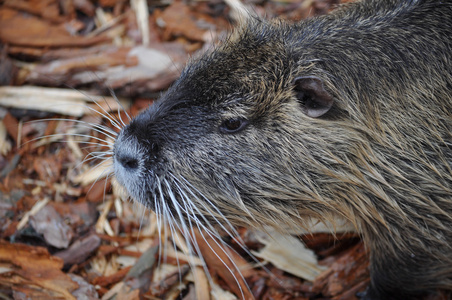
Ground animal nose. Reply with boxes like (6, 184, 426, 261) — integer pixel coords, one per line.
(117, 154, 139, 170)
(113, 133, 143, 173)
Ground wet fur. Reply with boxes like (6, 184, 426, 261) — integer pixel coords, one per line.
(113, 0, 452, 299)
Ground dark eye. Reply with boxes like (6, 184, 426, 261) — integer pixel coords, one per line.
(219, 118, 248, 134)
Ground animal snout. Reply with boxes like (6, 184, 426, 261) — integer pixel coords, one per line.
(113, 133, 144, 180)
(116, 153, 139, 171)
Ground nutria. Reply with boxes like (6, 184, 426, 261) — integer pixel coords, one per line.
(112, 0, 452, 299)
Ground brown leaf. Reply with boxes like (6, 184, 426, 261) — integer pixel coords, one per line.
(92, 266, 132, 287)
(33, 156, 63, 183)
(73, 0, 96, 17)
(160, 2, 211, 42)
(151, 264, 190, 296)
(52, 201, 98, 229)
(55, 233, 101, 265)
(0, 7, 110, 47)
(313, 242, 369, 299)
(69, 274, 99, 299)
(29, 204, 74, 249)
(0, 241, 79, 299)
(2, 112, 19, 145)
(0, 45, 18, 85)
(193, 230, 254, 300)
(4, 0, 67, 23)
(85, 179, 112, 203)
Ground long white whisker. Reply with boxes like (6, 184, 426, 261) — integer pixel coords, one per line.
(174, 174, 284, 288)
(157, 178, 180, 272)
(196, 223, 248, 299)
(178, 178, 269, 266)
(162, 178, 213, 291)
(77, 144, 114, 152)
(180, 196, 248, 299)
(164, 177, 252, 299)
(83, 70, 131, 125)
(84, 159, 114, 194)
(172, 183, 218, 287)
(95, 94, 127, 129)
(74, 155, 109, 169)
(101, 172, 115, 205)
(108, 86, 132, 123)
(86, 151, 114, 160)
(160, 202, 184, 283)
(154, 193, 164, 271)
(62, 86, 124, 131)
(172, 175, 244, 243)
(30, 133, 113, 146)
(27, 118, 118, 138)
(137, 204, 147, 241)
(25, 140, 113, 151)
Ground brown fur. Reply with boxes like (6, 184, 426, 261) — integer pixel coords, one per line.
(113, 0, 452, 299)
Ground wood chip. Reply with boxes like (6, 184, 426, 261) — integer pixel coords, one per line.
(16, 197, 50, 230)
(252, 229, 326, 281)
(0, 86, 121, 117)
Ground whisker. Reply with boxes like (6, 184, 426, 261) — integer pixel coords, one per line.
(157, 178, 174, 268)
(163, 178, 251, 299)
(175, 174, 275, 268)
(85, 151, 114, 159)
(173, 175, 244, 243)
(107, 85, 132, 123)
(154, 193, 164, 271)
(26, 133, 114, 148)
(27, 118, 118, 138)
(162, 178, 211, 291)
(181, 198, 248, 299)
(195, 223, 248, 300)
(137, 204, 147, 241)
(84, 70, 131, 124)
(160, 204, 184, 284)
(93, 93, 127, 129)
(171, 174, 280, 294)
(102, 172, 114, 204)
(58, 84, 125, 131)
(83, 159, 114, 195)
(72, 155, 109, 170)
(76, 144, 114, 151)
(25, 140, 113, 152)
(173, 184, 218, 287)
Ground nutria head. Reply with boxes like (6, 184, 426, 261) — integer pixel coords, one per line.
(113, 1, 452, 298)
(113, 18, 345, 229)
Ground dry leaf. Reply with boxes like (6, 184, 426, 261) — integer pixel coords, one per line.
(29, 204, 74, 249)
(0, 241, 80, 299)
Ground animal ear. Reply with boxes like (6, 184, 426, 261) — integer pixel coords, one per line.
(293, 76, 334, 118)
